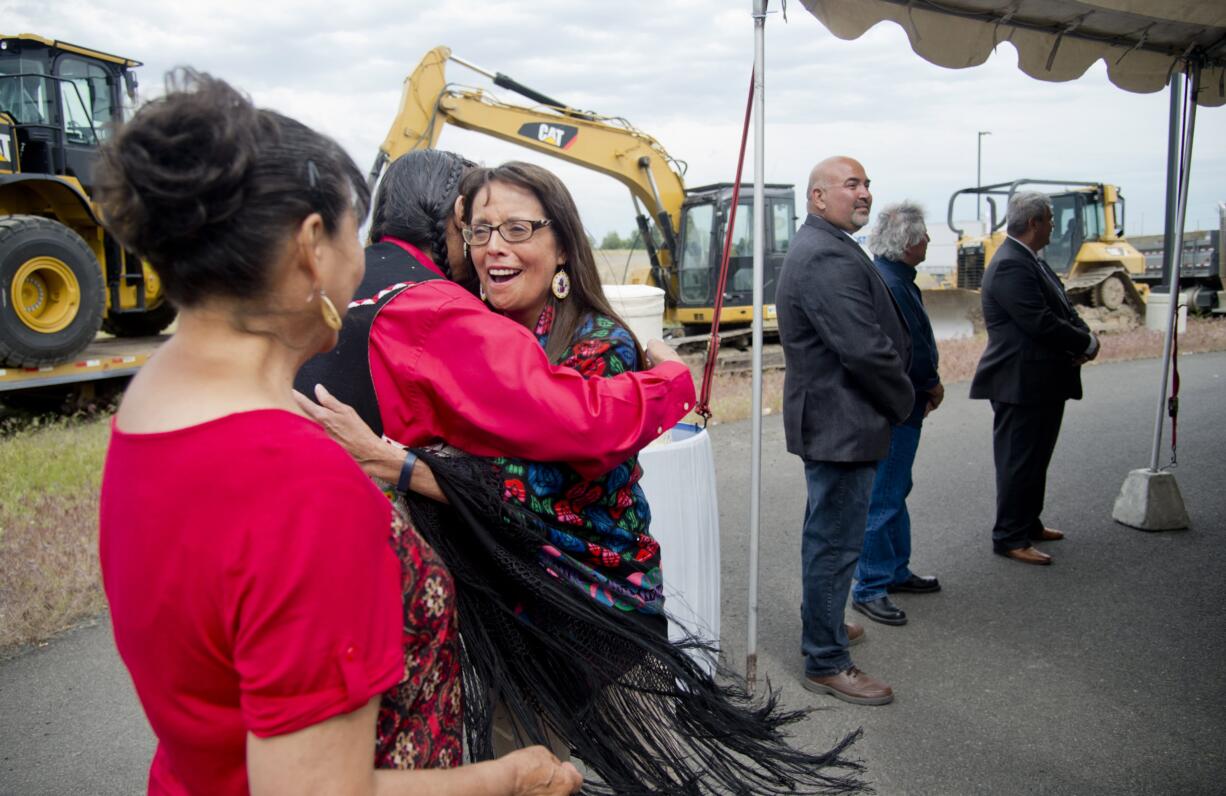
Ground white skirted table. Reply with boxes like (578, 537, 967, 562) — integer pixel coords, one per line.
(636, 423, 721, 669)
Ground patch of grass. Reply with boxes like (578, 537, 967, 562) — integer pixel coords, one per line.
(685, 368, 785, 428)
(0, 414, 112, 651)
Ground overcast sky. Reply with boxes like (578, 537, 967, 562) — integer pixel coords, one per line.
(8, 0, 1225, 264)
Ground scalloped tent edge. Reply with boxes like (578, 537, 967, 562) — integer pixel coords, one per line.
(801, 0, 1226, 106)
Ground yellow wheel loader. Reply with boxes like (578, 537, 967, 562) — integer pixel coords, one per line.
(371, 46, 795, 335)
(0, 34, 174, 368)
(948, 180, 1147, 327)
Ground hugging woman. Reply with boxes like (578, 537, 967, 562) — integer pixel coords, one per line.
(298, 157, 865, 794)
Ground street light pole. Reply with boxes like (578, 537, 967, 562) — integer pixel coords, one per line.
(977, 130, 991, 225)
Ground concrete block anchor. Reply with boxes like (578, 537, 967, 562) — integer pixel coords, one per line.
(1112, 468, 1190, 531)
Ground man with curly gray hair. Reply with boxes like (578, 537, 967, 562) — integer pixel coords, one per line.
(849, 202, 944, 628)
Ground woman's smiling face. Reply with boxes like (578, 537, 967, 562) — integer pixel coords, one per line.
(468, 179, 563, 329)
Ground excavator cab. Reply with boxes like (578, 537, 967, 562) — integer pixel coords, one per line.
(1044, 191, 1087, 274)
(0, 34, 172, 368)
(673, 183, 795, 333)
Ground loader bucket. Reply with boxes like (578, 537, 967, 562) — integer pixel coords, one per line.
(921, 288, 983, 340)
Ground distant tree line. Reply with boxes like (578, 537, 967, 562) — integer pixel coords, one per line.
(597, 229, 645, 250)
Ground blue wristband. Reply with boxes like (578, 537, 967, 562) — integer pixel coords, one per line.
(396, 450, 418, 494)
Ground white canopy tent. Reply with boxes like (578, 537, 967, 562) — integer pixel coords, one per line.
(743, 0, 1225, 685)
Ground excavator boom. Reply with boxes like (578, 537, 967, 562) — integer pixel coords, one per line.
(369, 46, 796, 333)
(372, 46, 685, 245)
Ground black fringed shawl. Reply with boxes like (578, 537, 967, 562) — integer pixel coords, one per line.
(404, 448, 866, 795)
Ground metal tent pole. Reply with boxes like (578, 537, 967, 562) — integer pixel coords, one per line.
(745, 0, 767, 694)
(1149, 66, 1199, 473)
(1157, 75, 1183, 294)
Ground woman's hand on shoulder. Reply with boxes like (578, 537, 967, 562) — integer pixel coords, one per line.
(500, 746, 583, 795)
(644, 339, 683, 368)
(293, 384, 405, 483)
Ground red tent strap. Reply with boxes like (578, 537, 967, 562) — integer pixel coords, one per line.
(695, 70, 755, 423)
(1168, 310, 1180, 466)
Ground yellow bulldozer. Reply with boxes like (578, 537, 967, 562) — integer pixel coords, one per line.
(0, 34, 174, 368)
(948, 179, 1148, 326)
(370, 46, 795, 335)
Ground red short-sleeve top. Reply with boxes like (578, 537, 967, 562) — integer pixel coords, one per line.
(99, 410, 405, 795)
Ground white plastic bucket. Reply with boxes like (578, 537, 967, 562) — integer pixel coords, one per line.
(603, 284, 665, 344)
(637, 422, 720, 672)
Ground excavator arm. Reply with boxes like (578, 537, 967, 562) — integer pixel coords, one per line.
(370, 46, 686, 272)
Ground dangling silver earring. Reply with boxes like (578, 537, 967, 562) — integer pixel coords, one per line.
(551, 269, 571, 300)
(479, 282, 487, 302)
(463, 242, 470, 260)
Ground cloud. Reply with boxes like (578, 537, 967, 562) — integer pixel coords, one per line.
(6, 0, 1223, 246)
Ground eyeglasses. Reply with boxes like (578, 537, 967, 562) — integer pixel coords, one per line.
(462, 219, 552, 246)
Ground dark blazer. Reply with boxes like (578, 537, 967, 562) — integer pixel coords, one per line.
(969, 237, 1093, 404)
(777, 213, 914, 462)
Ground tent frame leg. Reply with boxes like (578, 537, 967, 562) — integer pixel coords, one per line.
(1113, 66, 1198, 532)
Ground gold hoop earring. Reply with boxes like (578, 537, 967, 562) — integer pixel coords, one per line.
(551, 269, 571, 300)
(319, 290, 342, 331)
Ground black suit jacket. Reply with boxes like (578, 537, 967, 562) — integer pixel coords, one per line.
(777, 214, 914, 462)
(969, 237, 1093, 404)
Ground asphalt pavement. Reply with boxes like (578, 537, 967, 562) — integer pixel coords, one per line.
(2, 352, 1224, 795)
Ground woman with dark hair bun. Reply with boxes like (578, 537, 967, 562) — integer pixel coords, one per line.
(96, 70, 580, 796)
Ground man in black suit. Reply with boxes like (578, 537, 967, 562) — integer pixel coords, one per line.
(970, 191, 1100, 565)
(777, 156, 913, 705)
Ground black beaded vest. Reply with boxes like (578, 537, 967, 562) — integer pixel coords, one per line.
(294, 240, 443, 438)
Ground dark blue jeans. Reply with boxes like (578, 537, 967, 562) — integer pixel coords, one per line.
(853, 423, 922, 603)
(801, 459, 877, 677)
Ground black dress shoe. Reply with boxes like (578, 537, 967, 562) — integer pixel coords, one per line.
(888, 574, 941, 594)
(851, 596, 907, 626)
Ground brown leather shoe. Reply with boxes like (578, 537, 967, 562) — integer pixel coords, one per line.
(1033, 527, 1065, 541)
(845, 622, 865, 647)
(1001, 546, 1053, 565)
(803, 666, 894, 706)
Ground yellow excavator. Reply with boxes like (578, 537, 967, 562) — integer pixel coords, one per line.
(370, 46, 795, 334)
(0, 34, 174, 368)
(948, 180, 1148, 324)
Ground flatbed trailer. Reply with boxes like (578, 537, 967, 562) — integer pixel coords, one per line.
(0, 336, 163, 396)
(1129, 204, 1225, 314)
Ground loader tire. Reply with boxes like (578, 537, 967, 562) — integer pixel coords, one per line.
(1091, 274, 1127, 311)
(102, 300, 177, 337)
(0, 215, 105, 368)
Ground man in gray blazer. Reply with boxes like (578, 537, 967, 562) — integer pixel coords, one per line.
(777, 156, 914, 705)
(970, 191, 1099, 565)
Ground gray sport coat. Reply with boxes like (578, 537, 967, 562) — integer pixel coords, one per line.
(969, 237, 1092, 404)
(777, 213, 914, 463)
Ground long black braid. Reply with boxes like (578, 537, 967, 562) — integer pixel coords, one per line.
(368, 150, 475, 281)
(429, 154, 469, 278)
